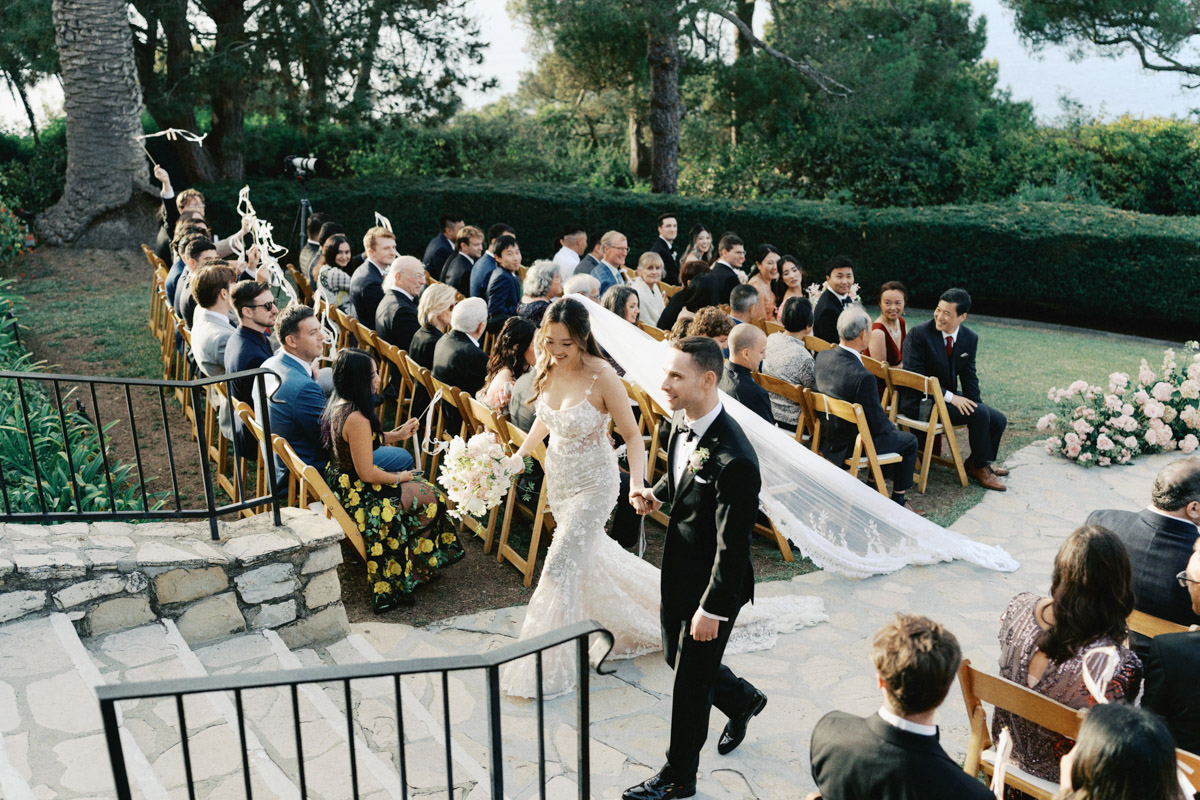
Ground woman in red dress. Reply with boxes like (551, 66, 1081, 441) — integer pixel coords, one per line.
(867, 280, 908, 367)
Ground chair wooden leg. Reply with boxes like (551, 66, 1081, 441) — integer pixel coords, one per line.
(522, 491, 550, 587)
(945, 427, 969, 487)
(755, 520, 793, 562)
(916, 426, 937, 494)
(496, 486, 519, 563)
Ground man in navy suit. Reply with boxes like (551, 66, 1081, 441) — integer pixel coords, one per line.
(487, 234, 523, 332)
(440, 225, 484, 298)
(811, 255, 855, 345)
(1142, 533, 1200, 753)
(709, 234, 745, 305)
(469, 223, 514, 298)
(900, 287, 1008, 491)
(591, 230, 629, 297)
(261, 304, 330, 486)
(1088, 458, 1200, 654)
(422, 213, 464, 280)
(349, 226, 396, 329)
(650, 213, 680, 285)
(816, 307, 919, 510)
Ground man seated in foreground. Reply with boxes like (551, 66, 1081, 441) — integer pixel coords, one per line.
(1141, 536, 1200, 754)
(719, 323, 774, 425)
(808, 614, 992, 800)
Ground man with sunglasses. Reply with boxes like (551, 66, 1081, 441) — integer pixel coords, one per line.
(225, 281, 280, 460)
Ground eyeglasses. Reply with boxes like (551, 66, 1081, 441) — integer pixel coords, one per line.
(1176, 570, 1200, 588)
(247, 301, 277, 311)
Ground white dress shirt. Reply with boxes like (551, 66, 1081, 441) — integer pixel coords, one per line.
(553, 246, 580, 282)
(1147, 505, 1200, 532)
(878, 706, 937, 736)
(838, 343, 864, 363)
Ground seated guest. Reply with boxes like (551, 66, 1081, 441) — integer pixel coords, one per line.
(719, 324, 774, 424)
(298, 211, 332, 283)
(422, 213, 464, 280)
(174, 235, 218, 325)
(650, 212, 680, 285)
(433, 297, 489, 431)
(1087, 457, 1200, 654)
(165, 227, 206, 304)
(375, 256, 425, 352)
(809, 614, 992, 800)
(772, 255, 805, 320)
(1057, 703, 1183, 800)
(763, 297, 815, 428)
(1142, 537, 1200, 755)
(481, 317, 537, 411)
(322, 348, 461, 612)
(630, 252, 666, 326)
(553, 222, 586, 283)
(486, 234, 523, 332)
(602, 285, 640, 325)
(516, 260, 563, 325)
(574, 229, 605, 276)
(668, 317, 693, 342)
(747, 244, 780, 321)
(657, 260, 716, 331)
(812, 255, 855, 345)
(410, 283, 457, 369)
(189, 261, 239, 377)
(315, 234, 355, 316)
(729, 284, 760, 325)
(994, 525, 1141, 786)
(868, 281, 908, 368)
(151, 166, 200, 263)
(470, 223, 515, 298)
(591, 230, 631, 297)
(900, 287, 1009, 491)
(350, 226, 396, 329)
(507, 370, 538, 432)
(440, 224, 484, 298)
(689, 306, 734, 352)
(262, 304, 331, 484)
(225, 280, 278, 460)
(679, 223, 714, 267)
(814, 307, 918, 509)
(710, 233, 746, 304)
(564, 272, 601, 304)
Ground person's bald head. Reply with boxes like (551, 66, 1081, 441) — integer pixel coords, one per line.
(388, 255, 427, 296)
(1151, 457, 1200, 524)
(728, 322, 766, 370)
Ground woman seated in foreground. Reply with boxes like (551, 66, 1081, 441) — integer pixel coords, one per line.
(1055, 703, 1183, 800)
(995, 524, 1141, 793)
(481, 316, 537, 411)
(867, 280, 908, 368)
(323, 348, 464, 612)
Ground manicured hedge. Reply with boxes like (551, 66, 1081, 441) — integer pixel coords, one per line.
(207, 177, 1200, 337)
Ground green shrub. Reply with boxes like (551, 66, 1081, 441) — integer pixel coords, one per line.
(0, 119, 67, 216)
(0, 197, 30, 264)
(208, 176, 1200, 337)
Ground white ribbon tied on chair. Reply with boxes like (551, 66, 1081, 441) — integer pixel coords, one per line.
(414, 388, 445, 473)
(1081, 646, 1119, 705)
(990, 727, 1013, 800)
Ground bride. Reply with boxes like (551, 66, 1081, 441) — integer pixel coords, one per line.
(500, 297, 825, 698)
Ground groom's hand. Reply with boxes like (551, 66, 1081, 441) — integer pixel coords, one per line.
(690, 610, 719, 642)
(629, 488, 661, 515)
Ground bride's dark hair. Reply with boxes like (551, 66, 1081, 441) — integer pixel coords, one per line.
(529, 296, 605, 402)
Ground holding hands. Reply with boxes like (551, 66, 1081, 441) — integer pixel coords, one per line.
(628, 487, 661, 516)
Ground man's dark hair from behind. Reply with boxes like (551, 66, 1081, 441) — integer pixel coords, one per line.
(871, 614, 961, 716)
(306, 212, 332, 241)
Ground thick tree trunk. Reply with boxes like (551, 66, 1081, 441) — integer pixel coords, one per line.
(351, 4, 384, 113)
(735, 0, 755, 61)
(207, 0, 247, 181)
(36, 0, 146, 245)
(647, 24, 681, 194)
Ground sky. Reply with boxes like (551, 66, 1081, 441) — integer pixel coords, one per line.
(3, 0, 1198, 134)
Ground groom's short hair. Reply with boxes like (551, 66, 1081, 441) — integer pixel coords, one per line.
(673, 336, 724, 381)
(871, 614, 961, 716)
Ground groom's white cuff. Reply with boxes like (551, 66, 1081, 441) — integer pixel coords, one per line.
(698, 609, 728, 622)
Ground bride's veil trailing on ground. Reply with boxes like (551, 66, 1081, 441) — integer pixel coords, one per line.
(579, 297, 1018, 578)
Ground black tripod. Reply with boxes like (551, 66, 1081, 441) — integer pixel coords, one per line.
(287, 172, 314, 262)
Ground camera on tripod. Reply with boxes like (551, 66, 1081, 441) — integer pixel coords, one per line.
(283, 154, 318, 179)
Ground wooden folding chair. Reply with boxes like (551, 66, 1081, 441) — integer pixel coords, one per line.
(353, 319, 380, 358)
(886, 368, 968, 492)
(177, 322, 199, 438)
(495, 416, 555, 586)
(232, 400, 269, 517)
(752, 371, 811, 443)
(1128, 609, 1190, 638)
(658, 281, 681, 299)
(638, 321, 667, 341)
(287, 263, 314, 304)
(375, 340, 415, 430)
(861, 354, 892, 411)
(330, 306, 354, 350)
(273, 435, 367, 560)
(148, 266, 167, 336)
(760, 319, 784, 336)
(458, 396, 513, 553)
(805, 389, 902, 496)
(958, 659, 1085, 800)
(804, 334, 834, 353)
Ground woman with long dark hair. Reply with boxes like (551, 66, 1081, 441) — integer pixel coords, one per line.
(1056, 703, 1182, 800)
(481, 316, 537, 411)
(656, 259, 719, 331)
(679, 224, 714, 266)
(748, 243, 781, 321)
(315, 233, 355, 315)
(322, 348, 464, 611)
(994, 525, 1142, 789)
(772, 255, 806, 319)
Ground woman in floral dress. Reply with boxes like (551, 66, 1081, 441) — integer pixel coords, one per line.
(323, 348, 464, 611)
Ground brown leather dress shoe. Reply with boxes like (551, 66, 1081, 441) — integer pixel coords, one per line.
(904, 502, 928, 517)
(990, 465, 1010, 477)
(968, 464, 1007, 491)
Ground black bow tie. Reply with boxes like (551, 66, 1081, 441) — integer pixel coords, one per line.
(840, 297, 852, 308)
(675, 424, 697, 443)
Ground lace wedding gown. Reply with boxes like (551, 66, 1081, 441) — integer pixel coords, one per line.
(500, 382, 827, 699)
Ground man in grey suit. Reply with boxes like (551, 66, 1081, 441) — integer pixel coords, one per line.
(189, 261, 240, 377)
(574, 230, 606, 277)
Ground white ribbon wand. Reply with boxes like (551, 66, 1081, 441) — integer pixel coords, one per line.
(236, 185, 298, 309)
(374, 212, 393, 232)
(135, 128, 207, 166)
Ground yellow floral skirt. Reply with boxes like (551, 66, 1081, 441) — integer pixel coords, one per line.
(325, 469, 465, 613)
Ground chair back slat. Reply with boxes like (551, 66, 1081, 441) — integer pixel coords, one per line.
(804, 334, 834, 353)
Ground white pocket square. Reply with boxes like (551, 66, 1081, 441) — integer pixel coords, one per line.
(693, 475, 709, 485)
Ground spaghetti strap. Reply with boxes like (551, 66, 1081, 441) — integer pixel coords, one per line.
(584, 370, 601, 398)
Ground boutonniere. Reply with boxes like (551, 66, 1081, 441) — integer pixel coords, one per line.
(688, 447, 710, 474)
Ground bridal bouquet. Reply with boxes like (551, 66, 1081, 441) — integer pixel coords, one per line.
(1038, 341, 1200, 467)
(437, 433, 528, 520)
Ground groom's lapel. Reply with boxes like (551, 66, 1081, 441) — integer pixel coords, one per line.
(678, 410, 725, 501)
(667, 410, 684, 499)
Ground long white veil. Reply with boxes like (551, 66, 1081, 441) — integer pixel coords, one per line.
(578, 296, 1018, 578)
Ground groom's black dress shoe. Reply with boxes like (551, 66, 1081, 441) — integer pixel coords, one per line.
(717, 690, 768, 755)
(621, 769, 697, 799)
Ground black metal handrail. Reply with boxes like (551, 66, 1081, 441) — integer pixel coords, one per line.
(98, 620, 616, 799)
(0, 366, 281, 539)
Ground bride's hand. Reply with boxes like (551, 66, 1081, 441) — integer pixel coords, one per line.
(506, 454, 526, 474)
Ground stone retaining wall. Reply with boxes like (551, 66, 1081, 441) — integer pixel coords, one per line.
(0, 507, 349, 647)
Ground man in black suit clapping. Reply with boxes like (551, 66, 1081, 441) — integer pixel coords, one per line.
(900, 287, 1008, 492)
(815, 306, 919, 511)
(808, 614, 992, 800)
(811, 255, 856, 345)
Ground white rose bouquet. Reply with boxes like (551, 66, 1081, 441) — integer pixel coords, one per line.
(437, 433, 529, 520)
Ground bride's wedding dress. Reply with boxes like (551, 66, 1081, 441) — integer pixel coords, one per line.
(500, 387, 826, 699)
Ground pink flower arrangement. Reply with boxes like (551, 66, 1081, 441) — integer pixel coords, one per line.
(1182, 434, 1199, 454)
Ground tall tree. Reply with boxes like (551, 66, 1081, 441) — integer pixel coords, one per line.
(36, 0, 146, 244)
(0, 0, 57, 143)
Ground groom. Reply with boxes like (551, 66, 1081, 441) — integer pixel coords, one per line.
(625, 336, 767, 800)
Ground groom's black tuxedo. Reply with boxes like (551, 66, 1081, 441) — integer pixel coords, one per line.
(651, 405, 761, 780)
